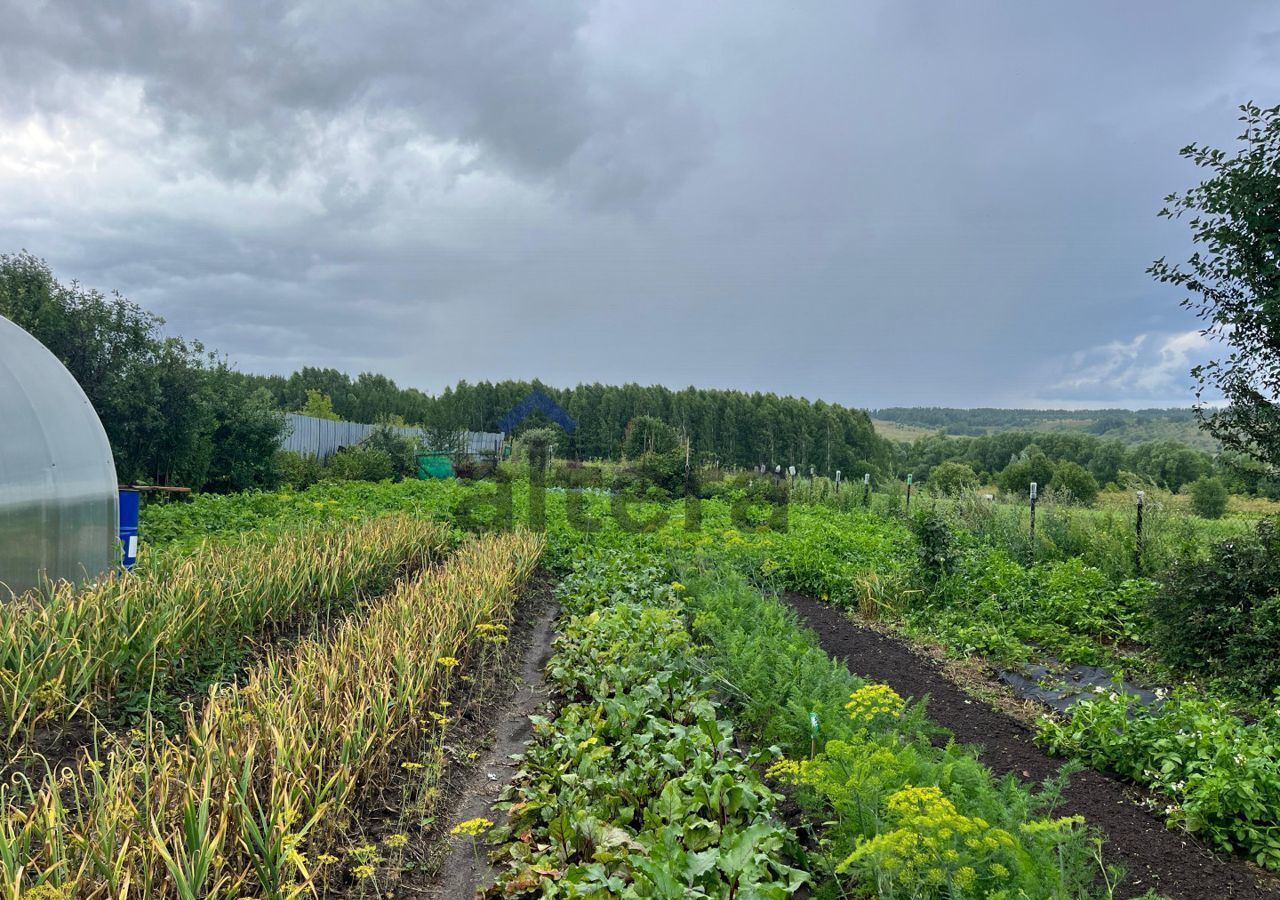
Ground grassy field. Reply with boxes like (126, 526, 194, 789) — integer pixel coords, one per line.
(871, 417, 939, 442)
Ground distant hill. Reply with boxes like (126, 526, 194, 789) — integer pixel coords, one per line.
(871, 407, 1218, 451)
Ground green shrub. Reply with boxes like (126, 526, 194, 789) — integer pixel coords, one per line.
(621, 414, 679, 457)
(274, 450, 323, 490)
(1148, 518, 1280, 695)
(1051, 460, 1099, 505)
(927, 461, 979, 496)
(633, 448, 690, 496)
(911, 507, 963, 581)
(1189, 474, 1229, 519)
(326, 445, 395, 482)
(996, 448, 1055, 497)
(511, 426, 561, 469)
(360, 424, 418, 480)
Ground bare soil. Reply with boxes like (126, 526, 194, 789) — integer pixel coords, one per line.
(783, 592, 1280, 900)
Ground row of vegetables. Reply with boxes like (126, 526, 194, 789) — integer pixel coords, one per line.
(1, 520, 541, 897)
(484, 553, 808, 897)
(1, 515, 451, 746)
(479, 546, 1127, 898)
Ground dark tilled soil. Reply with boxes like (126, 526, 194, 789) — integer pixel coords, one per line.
(783, 592, 1280, 900)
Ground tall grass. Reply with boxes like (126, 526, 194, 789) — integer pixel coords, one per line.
(0, 515, 451, 747)
(0, 529, 542, 898)
(789, 480, 1254, 581)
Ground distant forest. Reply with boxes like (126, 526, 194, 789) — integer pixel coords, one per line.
(873, 406, 1216, 451)
(246, 368, 895, 477)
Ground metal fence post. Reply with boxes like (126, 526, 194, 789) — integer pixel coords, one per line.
(1135, 490, 1145, 575)
(1029, 481, 1038, 564)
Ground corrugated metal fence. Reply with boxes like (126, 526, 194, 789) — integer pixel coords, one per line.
(281, 413, 503, 461)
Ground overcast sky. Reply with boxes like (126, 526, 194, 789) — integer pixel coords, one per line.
(2, 1, 1277, 409)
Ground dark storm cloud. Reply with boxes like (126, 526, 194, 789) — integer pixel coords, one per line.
(2, 1, 1278, 407)
(0, 0, 705, 202)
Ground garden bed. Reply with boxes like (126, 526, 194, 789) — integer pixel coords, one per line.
(783, 591, 1280, 900)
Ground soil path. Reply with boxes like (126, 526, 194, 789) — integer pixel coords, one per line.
(423, 596, 558, 898)
(783, 592, 1280, 900)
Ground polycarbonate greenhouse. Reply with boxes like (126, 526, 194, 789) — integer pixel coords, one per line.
(0, 315, 118, 597)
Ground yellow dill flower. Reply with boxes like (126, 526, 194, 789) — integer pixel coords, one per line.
(989, 862, 1010, 879)
(401, 761, 424, 770)
(670, 581, 686, 592)
(349, 843, 381, 863)
(429, 711, 450, 726)
(317, 854, 338, 865)
(764, 758, 806, 784)
(438, 656, 460, 668)
(954, 866, 977, 890)
(844, 684, 905, 726)
(352, 863, 376, 879)
(450, 817, 493, 837)
(385, 833, 409, 848)
(20, 887, 72, 900)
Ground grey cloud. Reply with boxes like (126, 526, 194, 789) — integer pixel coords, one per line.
(2, 1, 1279, 408)
(1, 0, 707, 206)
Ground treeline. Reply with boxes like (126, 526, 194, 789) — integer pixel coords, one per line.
(251, 367, 436, 426)
(905, 430, 1278, 497)
(247, 372, 895, 477)
(1, 253, 285, 491)
(428, 380, 893, 475)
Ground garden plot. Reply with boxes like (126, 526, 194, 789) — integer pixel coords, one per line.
(783, 591, 1279, 900)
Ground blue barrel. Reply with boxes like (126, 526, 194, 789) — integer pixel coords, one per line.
(118, 488, 140, 569)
